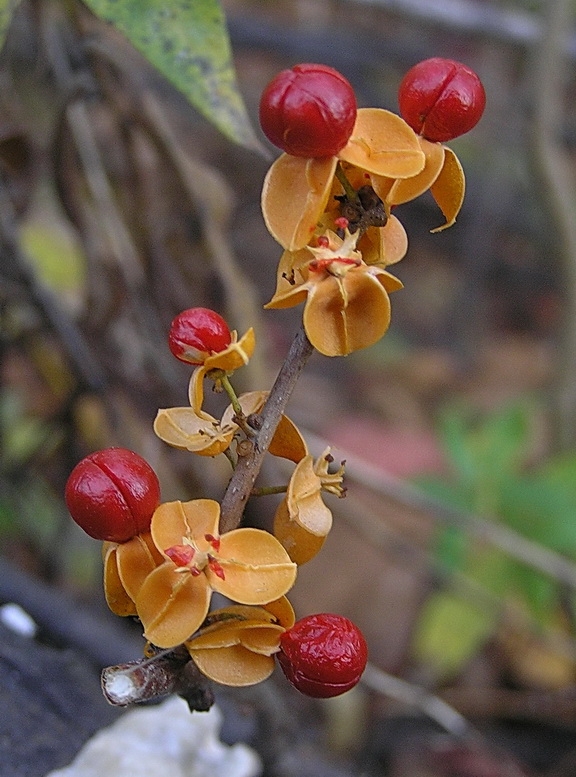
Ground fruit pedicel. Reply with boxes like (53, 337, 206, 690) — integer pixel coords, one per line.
(66, 58, 485, 706)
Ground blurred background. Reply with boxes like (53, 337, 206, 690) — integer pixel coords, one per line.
(2, 0, 576, 775)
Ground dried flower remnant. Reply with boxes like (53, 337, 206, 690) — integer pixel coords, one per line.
(274, 449, 345, 565)
(265, 228, 403, 356)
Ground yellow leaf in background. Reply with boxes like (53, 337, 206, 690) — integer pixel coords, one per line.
(21, 219, 86, 293)
(412, 591, 497, 680)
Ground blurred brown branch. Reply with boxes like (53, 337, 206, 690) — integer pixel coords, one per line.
(531, 0, 576, 451)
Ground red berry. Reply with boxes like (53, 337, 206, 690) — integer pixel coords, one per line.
(277, 613, 368, 698)
(168, 308, 232, 365)
(65, 448, 161, 542)
(398, 58, 486, 142)
(259, 63, 357, 158)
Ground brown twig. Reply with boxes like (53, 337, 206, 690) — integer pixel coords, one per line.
(101, 650, 214, 711)
(219, 324, 314, 533)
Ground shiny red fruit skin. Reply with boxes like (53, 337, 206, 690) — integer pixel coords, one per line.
(168, 308, 232, 365)
(65, 448, 161, 542)
(259, 63, 357, 158)
(398, 58, 486, 142)
(277, 613, 368, 698)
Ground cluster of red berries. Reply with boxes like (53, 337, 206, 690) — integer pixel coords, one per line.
(259, 57, 485, 157)
(65, 307, 368, 698)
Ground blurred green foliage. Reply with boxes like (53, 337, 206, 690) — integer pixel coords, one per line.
(412, 402, 576, 678)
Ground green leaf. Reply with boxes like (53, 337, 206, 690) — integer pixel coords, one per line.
(475, 403, 529, 483)
(438, 407, 478, 485)
(82, 0, 261, 150)
(0, 0, 19, 52)
(540, 451, 576, 497)
(500, 475, 576, 554)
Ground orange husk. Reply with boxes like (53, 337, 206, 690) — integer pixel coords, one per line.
(136, 561, 212, 648)
(430, 147, 466, 232)
(383, 137, 446, 206)
(274, 455, 333, 565)
(274, 500, 327, 566)
(103, 544, 137, 616)
(115, 532, 164, 602)
(262, 595, 296, 629)
(185, 601, 292, 686)
(211, 527, 297, 604)
(338, 108, 425, 178)
(302, 267, 401, 357)
(359, 215, 408, 267)
(188, 328, 256, 412)
(151, 499, 221, 560)
(153, 407, 235, 456)
(262, 154, 338, 251)
(188, 620, 284, 654)
(190, 644, 276, 686)
(203, 327, 256, 372)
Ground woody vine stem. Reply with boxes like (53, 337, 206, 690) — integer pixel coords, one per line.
(219, 323, 314, 533)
